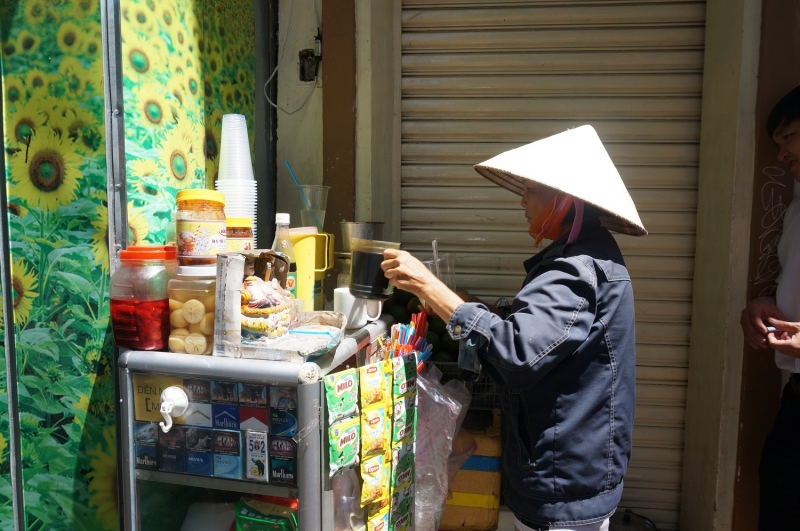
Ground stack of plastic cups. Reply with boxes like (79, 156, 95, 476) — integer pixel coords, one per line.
(215, 114, 258, 245)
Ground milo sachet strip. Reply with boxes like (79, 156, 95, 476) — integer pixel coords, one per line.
(361, 405, 389, 459)
(360, 362, 386, 408)
(360, 454, 386, 507)
(391, 395, 416, 445)
(391, 354, 417, 399)
(390, 484, 414, 531)
(324, 368, 359, 425)
(328, 417, 360, 478)
(390, 441, 414, 490)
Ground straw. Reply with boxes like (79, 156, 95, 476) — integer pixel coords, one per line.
(432, 239, 441, 279)
(284, 160, 323, 231)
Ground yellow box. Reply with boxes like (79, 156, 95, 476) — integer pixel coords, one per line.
(132, 374, 183, 422)
(439, 504, 499, 531)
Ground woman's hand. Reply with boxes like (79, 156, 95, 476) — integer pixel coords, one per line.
(740, 296, 785, 349)
(382, 249, 464, 322)
(767, 318, 800, 358)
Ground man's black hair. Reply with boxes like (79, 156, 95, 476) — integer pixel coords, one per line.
(767, 86, 800, 138)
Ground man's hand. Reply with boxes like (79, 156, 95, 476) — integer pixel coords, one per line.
(767, 318, 800, 358)
(740, 296, 785, 349)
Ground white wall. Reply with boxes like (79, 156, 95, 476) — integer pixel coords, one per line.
(274, 0, 323, 229)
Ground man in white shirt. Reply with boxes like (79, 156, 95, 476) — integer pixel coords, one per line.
(741, 85, 800, 530)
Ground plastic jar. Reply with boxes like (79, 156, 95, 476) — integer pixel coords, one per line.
(167, 266, 217, 355)
(226, 217, 254, 252)
(110, 245, 177, 350)
(175, 189, 226, 266)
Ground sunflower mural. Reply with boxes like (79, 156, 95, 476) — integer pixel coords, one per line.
(121, 0, 256, 244)
(0, 1, 117, 530)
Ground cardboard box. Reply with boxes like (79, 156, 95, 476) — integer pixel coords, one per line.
(185, 427, 213, 476)
(158, 426, 186, 474)
(269, 436, 297, 486)
(133, 421, 158, 470)
(213, 429, 242, 479)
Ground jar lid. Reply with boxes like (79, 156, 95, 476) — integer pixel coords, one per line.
(176, 265, 217, 277)
(226, 217, 252, 228)
(176, 189, 226, 205)
(120, 245, 177, 261)
(276, 213, 290, 224)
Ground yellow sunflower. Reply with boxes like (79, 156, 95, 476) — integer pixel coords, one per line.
(220, 83, 236, 112)
(24, 69, 49, 94)
(4, 76, 25, 105)
(203, 118, 221, 161)
(159, 4, 175, 28)
(207, 50, 223, 77)
(160, 127, 196, 188)
(166, 77, 186, 109)
(124, 3, 157, 36)
(127, 203, 150, 246)
(72, 0, 98, 19)
(91, 206, 109, 273)
(207, 107, 223, 129)
(9, 128, 81, 212)
(202, 78, 213, 99)
(7, 202, 29, 217)
(223, 48, 235, 69)
(129, 158, 159, 179)
(56, 21, 83, 55)
(173, 110, 201, 152)
(16, 29, 41, 54)
(24, 1, 48, 25)
(61, 107, 103, 154)
(236, 68, 249, 86)
(86, 426, 118, 531)
(10, 257, 39, 326)
(36, 97, 70, 129)
(131, 83, 170, 130)
(144, 0, 156, 12)
(82, 34, 103, 64)
(57, 57, 89, 97)
(5, 99, 47, 147)
(121, 32, 165, 79)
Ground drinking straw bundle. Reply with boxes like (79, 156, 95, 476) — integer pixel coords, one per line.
(389, 312, 434, 371)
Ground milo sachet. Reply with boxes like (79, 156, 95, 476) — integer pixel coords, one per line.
(360, 454, 386, 507)
(328, 417, 360, 478)
(324, 368, 359, 425)
(391, 441, 415, 490)
(361, 405, 389, 459)
(391, 396, 416, 444)
(391, 354, 417, 399)
(360, 362, 387, 408)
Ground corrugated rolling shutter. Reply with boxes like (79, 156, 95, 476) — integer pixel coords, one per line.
(400, 1, 704, 529)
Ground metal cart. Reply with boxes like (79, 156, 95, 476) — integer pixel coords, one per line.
(118, 318, 391, 531)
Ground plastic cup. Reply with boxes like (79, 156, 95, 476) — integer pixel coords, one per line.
(298, 185, 329, 228)
(218, 114, 254, 180)
(421, 253, 457, 291)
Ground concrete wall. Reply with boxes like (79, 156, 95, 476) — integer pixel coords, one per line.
(274, 0, 323, 230)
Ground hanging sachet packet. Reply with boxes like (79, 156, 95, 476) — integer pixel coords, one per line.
(324, 368, 359, 425)
(328, 417, 360, 478)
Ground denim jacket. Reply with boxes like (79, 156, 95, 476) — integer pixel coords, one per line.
(448, 225, 635, 526)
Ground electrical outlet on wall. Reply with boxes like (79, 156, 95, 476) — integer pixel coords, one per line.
(299, 49, 317, 82)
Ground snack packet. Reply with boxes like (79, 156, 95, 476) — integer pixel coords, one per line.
(360, 362, 387, 408)
(360, 454, 386, 506)
(361, 405, 389, 459)
(390, 441, 414, 490)
(367, 507, 390, 531)
(391, 354, 417, 399)
(367, 498, 389, 519)
(382, 359, 393, 403)
(324, 368, 359, 425)
(391, 395, 416, 444)
(234, 498, 297, 531)
(328, 417, 361, 477)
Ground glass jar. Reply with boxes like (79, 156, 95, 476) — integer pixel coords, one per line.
(226, 217, 254, 252)
(167, 265, 217, 355)
(175, 189, 226, 266)
(110, 245, 177, 350)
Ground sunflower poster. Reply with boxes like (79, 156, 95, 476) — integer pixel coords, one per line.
(0, 0, 256, 529)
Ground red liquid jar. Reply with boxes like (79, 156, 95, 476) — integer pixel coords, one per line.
(109, 245, 177, 350)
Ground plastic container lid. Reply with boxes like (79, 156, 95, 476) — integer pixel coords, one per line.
(176, 265, 217, 277)
(226, 217, 252, 228)
(120, 245, 177, 261)
(176, 189, 226, 205)
(276, 213, 290, 224)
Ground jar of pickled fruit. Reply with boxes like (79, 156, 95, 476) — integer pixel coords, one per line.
(175, 189, 226, 266)
(110, 245, 177, 350)
(167, 266, 217, 355)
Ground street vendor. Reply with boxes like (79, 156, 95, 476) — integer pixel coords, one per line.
(381, 126, 645, 531)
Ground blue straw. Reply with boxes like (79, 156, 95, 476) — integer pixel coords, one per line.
(285, 160, 323, 231)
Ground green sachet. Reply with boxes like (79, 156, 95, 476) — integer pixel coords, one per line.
(324, 368, 359, 425)
(328, 417, 360, 478)
(391, 354, 417, 400)
(391, 441, 415, 490)
(391, 396, 416, 445)
(234, 499, 297, 531)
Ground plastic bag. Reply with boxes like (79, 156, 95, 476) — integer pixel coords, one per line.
(414, 365, 473, 531)
(332, 468, 366, 531)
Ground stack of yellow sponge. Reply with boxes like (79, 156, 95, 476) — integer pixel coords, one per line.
(439, 428, 502, 531)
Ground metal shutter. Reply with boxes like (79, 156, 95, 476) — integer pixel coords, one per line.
(400, 2, 704, 529)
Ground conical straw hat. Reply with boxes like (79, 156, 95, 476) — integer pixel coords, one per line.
(473, 125, 647, 236)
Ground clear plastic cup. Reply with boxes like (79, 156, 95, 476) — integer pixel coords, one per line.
(421, 253, 457, 291)
(218, 114, 254, 180)
(298, 185, 329, 228)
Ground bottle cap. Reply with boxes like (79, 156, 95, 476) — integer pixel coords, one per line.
(276, 213, 290, 224)
(120, 245, 177, 261)
(176, 265, 217, 277)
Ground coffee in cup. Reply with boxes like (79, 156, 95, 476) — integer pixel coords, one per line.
(348, 238, 401, 300)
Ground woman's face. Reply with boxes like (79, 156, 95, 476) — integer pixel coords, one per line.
(521, 183, 559, 224)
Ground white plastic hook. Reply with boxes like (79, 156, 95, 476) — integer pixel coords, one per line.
(158, 386, 189, 433)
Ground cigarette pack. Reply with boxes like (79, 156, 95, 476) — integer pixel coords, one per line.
(185, 427, 213, 476)
(270, 387, 298, 437)
(158, 426, 185, 474)
(213, 429, 242, 479)
(269, 436, 297, 486)
(133, 421, 158, 470)
(245, 430, 269, 482)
